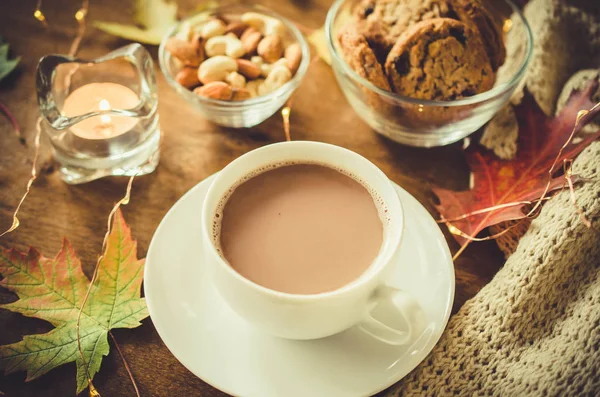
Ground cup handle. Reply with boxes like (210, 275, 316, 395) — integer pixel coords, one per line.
(358, 285, 423, 346)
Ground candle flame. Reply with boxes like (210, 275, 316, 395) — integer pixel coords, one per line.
(99, 99, 111, 125)
(99, 99, 110, 111)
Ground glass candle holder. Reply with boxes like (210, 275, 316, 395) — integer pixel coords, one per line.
(36, 44, 160, 184)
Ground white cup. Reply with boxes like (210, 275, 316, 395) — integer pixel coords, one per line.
(201, 141, 423, 344)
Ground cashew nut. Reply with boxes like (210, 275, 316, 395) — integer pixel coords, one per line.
(205, 35, 245, 59)
(225, 71, 246, 89)
(201, 19, 227, 39)
(260, 58, 288, 78)
(259, 65, 292, 95)
(246, 79, 264, 97)
(241, 12, 285, 36)
(251, 56, 264, 68)
(197, 55, 238, 84)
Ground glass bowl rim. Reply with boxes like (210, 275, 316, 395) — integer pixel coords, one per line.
(158, 3, 311, 108)
(325, 0, 534, 108)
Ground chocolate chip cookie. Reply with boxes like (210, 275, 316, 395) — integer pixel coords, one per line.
(449, 0, 506, 70)
(354, 0, 454, 52)
(337, 24, 391, 91)
(384, 18, 494, 100)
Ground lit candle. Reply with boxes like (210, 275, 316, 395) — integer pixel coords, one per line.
(62, 82, 139, 140)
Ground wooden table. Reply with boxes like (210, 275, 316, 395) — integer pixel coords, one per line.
(0, 0, 504, 395)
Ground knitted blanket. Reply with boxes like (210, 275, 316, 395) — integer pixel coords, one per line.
(387, 141, 600, 396)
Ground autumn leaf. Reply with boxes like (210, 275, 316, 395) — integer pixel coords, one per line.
(434, 80, 600, 249)
(0, 36, 20, 82)
(93, 0, 218, 45)
(93, 0, 178, 45)
(0, 209, 148, 394)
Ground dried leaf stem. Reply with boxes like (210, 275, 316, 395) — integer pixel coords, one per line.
(109, 331, 141, 397)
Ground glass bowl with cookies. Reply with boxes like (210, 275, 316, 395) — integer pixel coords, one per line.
(326, 0, 533, 147)
(159, 4, 310, 128)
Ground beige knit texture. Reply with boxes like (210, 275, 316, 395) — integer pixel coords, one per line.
(386, 142, 600, 396)
(556, 69, 600, 136)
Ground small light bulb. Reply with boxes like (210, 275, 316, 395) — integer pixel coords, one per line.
(75, 9, 86, 21)
(34, 9, 46, 22)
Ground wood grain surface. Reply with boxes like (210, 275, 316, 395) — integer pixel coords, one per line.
(0, 0, 504, 396)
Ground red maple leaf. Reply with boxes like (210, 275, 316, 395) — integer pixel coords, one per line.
(434, 80, 600, 253)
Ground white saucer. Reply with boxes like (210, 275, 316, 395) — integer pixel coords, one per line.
(144, 174, 454, 397)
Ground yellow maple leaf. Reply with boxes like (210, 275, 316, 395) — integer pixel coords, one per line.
(307, 26, 331, 65)
(93, 0, 218, 45)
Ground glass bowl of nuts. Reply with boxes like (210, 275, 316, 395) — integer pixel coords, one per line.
(326, 0, 533, 147)
(159, 4, 310, 128)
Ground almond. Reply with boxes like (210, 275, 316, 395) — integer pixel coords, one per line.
(175, 67, 201, 88)
(235, 59, 261, 79)
(165, 37, 203, 67)
(232, 87, 252, 101)
(240, 27, 262, 54)
(194, 82, 233, 100)
(284, 43, 302, 74)
(257, 34, 283, 63)
(225, 22, 249, 38)
(240, 26, 259, 41)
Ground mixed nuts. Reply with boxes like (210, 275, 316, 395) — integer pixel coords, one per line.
(165, 12, 302, 101)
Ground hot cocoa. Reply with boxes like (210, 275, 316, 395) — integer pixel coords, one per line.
(216, 163, 385, 294)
